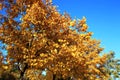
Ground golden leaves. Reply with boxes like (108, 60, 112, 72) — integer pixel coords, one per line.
(0, 3, 3, 10)
(2, 65, 8, 70)
(46, 0, 52, 4)
(33, 33, 37, 37)
(23, 1, 48, 25)
(70, 45, 77, 51)
(58, 39, 65, 42)
(0, 0, 109, 79)
(70, 19, 76, 27)
(86, 32, 93, 36)
(23, 55, 29, 59)
(0, 27, 4, 34)
(40, 53, 47, 57)
(80, 16, 86, 24)
(53, 43, 59, 48)
(80, 24, 88, 32)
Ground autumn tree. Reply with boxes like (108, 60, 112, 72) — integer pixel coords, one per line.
(0, 0, 109, 80)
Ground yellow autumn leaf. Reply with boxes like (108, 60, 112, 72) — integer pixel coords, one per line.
(70, 19, 76, 27)
(0, 3, 3, 10)
(2, 65, 8, 70)
(80, 16, 86, 24)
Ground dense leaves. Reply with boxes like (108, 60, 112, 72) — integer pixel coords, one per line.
(0, 0, 110, 80)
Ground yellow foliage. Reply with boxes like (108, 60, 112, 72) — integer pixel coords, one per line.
(70, 19, 76, 27)
(2, 65, 8, 70)
(0, 3, 3, 10)
(0, 0, 109, 80)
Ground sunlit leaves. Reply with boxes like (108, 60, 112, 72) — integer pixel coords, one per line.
(0, 3, 3, 10)
(2, 65, 8, 70)
(0, 0, 110, 80)
(70, 19, 76, 27)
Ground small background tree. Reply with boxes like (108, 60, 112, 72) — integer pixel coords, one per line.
(105, 52, 120, 80)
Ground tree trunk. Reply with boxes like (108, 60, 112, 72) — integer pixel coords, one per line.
(53, 74, 56, 80)
(53, 74, 72, 80)
(19, 63, 28, 80)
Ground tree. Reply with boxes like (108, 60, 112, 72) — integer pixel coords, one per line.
(0, 0, 109, 80)
(105, 52, 120, 80)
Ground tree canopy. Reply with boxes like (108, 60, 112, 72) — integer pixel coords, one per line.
(0, 0, 111, 80)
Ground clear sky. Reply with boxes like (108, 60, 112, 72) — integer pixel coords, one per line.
(53, 0, 120, 59)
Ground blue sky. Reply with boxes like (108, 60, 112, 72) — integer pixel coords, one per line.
(53, 0, 120, 58)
